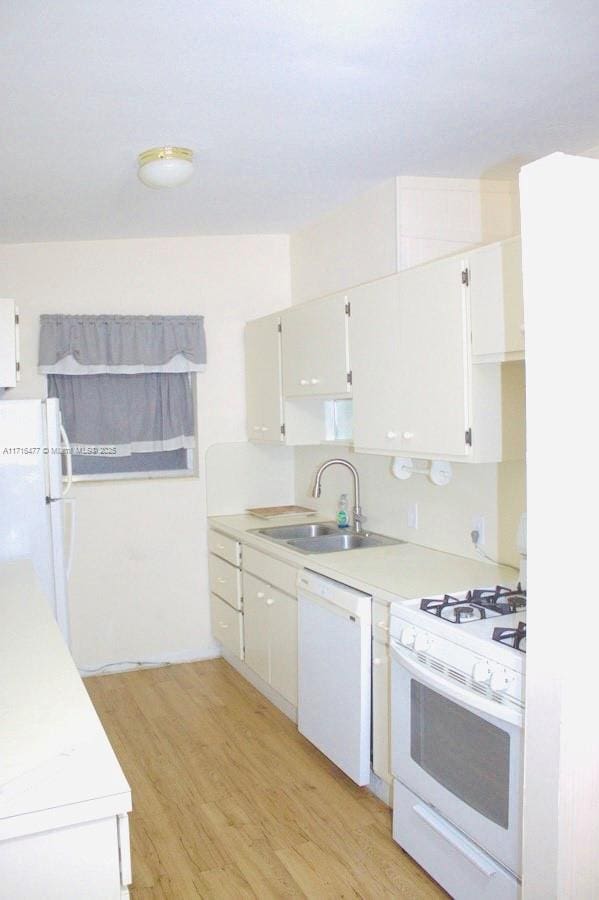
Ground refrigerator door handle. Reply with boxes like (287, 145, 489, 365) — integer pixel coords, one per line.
(60, 424, 73, 497)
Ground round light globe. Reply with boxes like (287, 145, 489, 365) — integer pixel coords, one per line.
(137, 147, 194, 189)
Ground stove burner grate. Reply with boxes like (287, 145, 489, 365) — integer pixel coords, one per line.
(492, 621, 526, 652)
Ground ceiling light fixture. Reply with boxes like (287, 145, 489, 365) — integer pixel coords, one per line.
(137, 146, 194, 189)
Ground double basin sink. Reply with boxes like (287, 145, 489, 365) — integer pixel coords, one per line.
(250, 521, 403, 554)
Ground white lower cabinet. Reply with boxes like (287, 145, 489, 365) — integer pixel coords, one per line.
(243, 571, 298, 706)
(372, 637, 392, 786)
(0, 815, 131, 900)
(210, 593, 243, 660)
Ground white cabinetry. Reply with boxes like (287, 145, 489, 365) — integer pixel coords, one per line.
(372, 599, 392, 786)
(244, 313, 284, 443)
(209, 531, 243, 660)
(0, 299, 19, 388)
(281, 293, 351, 398)
(397, 255, 470, 458)
(350, 239, 525, 463)
(242, 554, 298, 707)
(468, 236, 524, 360)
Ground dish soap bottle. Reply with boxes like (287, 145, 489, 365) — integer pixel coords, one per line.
(336, 493, 349, 529)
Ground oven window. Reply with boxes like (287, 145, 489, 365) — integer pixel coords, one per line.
(410, 680, 510, 829)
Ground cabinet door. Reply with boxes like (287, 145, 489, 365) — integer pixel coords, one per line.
(0, 299, 19, 388)
(349, 276, 403, 453)
(245, 314, 284, 442)
(242, 572, 270, 683)
(269, 589, 297, 706)
(468, 237, 525, 358)
(281, 293, 350, 397)
(372, 638, 391, 785)
(398, 256, 470, 458)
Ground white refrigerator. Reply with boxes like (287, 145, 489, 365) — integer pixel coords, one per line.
(0, 399, 71, 644)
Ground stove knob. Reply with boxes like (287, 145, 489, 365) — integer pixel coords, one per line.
(413, 632, 431, 654)
(472, 660, 492, 684)
(489, 667, 511, 693)
(399, 626, 416, 648)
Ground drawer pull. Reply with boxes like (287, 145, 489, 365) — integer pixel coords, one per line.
(216, 544, 225, 550)
(403, 431, 414, 440)
(378, 621, 389, 631)
(257, 591, 265, 599)
(373, 658, 383, 666)
(260, 426, 269, 432)
(217, 577, 227, 584)
(266, 598, 274, 606)
(219, 622, 229, 630)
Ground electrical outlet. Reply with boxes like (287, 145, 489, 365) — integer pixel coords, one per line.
(408, 503, 419, 529)
(471, 514, 486, 546)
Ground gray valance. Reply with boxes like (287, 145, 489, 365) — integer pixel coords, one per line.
(47, 373, 195, 456)
(39, 314, 206, 375)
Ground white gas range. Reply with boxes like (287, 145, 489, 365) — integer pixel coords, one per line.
(390, 584, 526, 900)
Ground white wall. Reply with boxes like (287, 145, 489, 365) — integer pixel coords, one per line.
(295, 446, 525, 568)
(0, 235, 291, 669)
(520, 152, 599, 899)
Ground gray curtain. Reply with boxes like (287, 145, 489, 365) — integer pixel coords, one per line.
(40, 315, 204, 456)
(39, 314, 206, 373)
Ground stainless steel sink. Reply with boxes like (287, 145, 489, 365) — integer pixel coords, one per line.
(250, 521, 403, 554)
(285, 532, 403, 554)
(250, 522, 340, 540)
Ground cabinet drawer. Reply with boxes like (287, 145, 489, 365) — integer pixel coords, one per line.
(373, 598, 390, 645)
(210, 593, 243, 660)
(209, 554, 242, 610)
(243, 546, 298, 596)
(208, 530, 241, 567)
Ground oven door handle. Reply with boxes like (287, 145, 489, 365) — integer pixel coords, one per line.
(390, 639, 523, 728)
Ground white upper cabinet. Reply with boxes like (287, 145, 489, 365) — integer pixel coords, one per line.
(244, 313, 284, 443)
(397, 255, 470, 458)
(468, 236, 524, 360)
(0, 299, 20, 388)
(350, 258, 470, 460)
(281, 293, 351, 398)
(349, 276, 402, 453)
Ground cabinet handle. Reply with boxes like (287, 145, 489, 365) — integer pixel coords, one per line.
(403, 431, 414, 440)
(260, 426, 269, 432)
(373, 658, 383, 666)
(310, 378, 320, 385)
(266, 598, 275, 606)
(252, 425, 261, 431)
(217, 577, 227, 584)
(300, 379, 309, 385)
(219, 622, 229, 630)
(386, 431, 397, 439)
(520, 324, 525, 334)
(378, 621, 389, 631)
(257, 591, 265, 599)
(216, 544, 225, 550)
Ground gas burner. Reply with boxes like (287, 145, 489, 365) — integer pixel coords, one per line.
(493, 621, 526, 653)
(420, 595, 487, 623)
(466, 584, 527, 617)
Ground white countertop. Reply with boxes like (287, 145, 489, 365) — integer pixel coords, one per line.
(208, 514, 519, 602)
(0, 561, 130, 841)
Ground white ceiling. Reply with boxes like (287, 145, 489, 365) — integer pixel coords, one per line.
(2, 1, 599, 243)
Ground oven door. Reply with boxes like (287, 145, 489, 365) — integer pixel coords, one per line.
(390, 638, 523, 876)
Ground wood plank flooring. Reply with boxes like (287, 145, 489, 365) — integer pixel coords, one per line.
(85, 658, 446, 899)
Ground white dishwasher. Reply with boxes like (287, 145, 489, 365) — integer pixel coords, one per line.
(297, 569, 372, 786)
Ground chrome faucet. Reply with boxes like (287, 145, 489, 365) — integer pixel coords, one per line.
(311, 458, 364, 533)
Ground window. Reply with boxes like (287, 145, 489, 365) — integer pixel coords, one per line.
(38, 315, 206, 480)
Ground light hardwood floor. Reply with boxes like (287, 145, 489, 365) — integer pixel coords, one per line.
(86, 658, 446, 899)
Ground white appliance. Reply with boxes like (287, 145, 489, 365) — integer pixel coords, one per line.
(297, 570, 372, 786)
(0, 399, 72, 644)
(390, 585, 526, 900)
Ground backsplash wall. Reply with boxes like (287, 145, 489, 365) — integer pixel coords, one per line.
(294, 446, 525, 568)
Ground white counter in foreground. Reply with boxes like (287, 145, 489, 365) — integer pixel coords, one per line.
(0, 560, 132, 899)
